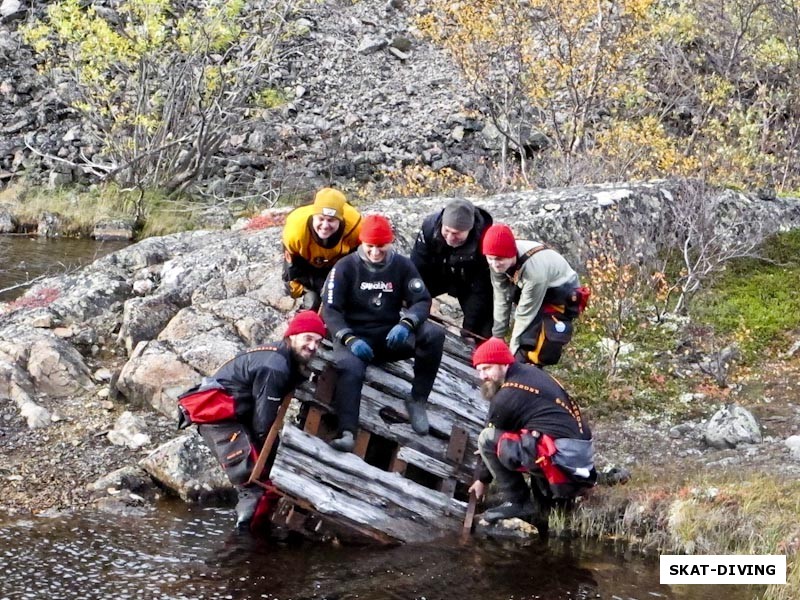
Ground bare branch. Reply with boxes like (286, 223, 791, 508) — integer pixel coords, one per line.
(0, 274, 48, 296)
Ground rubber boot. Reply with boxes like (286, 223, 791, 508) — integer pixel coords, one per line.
(330, 430, 355, 452)
(482, 498, 536, 524)
(404, 397, 429, 435)
(235, 485, 264, 531)
(598, 466, 631, 486)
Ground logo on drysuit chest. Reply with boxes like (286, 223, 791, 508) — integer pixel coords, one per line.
(361, 281, 394, 307)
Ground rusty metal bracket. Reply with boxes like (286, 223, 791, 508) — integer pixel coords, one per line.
(446, 425, 468, 465)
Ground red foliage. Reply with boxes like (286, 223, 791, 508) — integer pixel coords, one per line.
(7, 287, 60, 311)
(244, 213, 287, 231)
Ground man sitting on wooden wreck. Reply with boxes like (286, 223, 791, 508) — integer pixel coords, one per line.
(467, 337, 596, 524)
(322, 214, 446, 451)
(177, 310, 326, 530)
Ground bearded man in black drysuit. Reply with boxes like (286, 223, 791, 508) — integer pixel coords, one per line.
(467, 337, 596, 531)
(178, 310, 326, 531)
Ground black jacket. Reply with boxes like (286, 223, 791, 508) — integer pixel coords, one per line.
(410, 205, 493, 299)
(211, 340, 304, 448)
(479, 362, 591, 483)
(323, 248, 432, 345)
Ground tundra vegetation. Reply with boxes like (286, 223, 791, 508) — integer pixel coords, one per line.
(415, 0, 800, 193)
(21, 0, 307, 224)
(554, 222, 800, 600)
(10, 0, 800, 597)
(19, 0, 800, 205)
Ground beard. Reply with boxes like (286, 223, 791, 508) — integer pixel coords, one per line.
(291, 347, 313, 365)
(480, 379, 503, 400)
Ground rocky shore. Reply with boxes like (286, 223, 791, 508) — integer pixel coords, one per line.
(1, 183, 799, 558)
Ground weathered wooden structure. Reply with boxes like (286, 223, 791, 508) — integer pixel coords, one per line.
(268, 329, 488, 543)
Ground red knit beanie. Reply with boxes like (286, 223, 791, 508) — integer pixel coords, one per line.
(285, 310, 326, 338)
(472, 337, 515, 367)
(481, 224, 517, 258)
(359, 214, 394, 245)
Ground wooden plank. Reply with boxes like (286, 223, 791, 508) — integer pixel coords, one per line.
(389, 456, 407, 474)
(396, 446, 456, 480)
(313, 365, 337, 405)
(282, 338, 488, 542)
(270, 424, 467, 543)
(285, 507, 308, 530)
(438, 478, 458, 498)
(463, 494, 478, 534)
(273, 495, 395, 544)
(369, 361, 485, 428)
(357, 385, 479, 479)
(300, 345, 486, 431)
(292, 384, 480, 481)
(248, 394, 291, 485)
(303, 406, 324, 435)
(354, 430, 371, 458)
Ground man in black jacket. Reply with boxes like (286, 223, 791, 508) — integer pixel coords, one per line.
(178, 310, 326, 530)
(411, 199, 494, 341)
(322, 214, 445, 450)
(467, 337, 595, 524)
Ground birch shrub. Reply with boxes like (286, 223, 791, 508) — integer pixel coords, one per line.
(22, 0, 303, 197)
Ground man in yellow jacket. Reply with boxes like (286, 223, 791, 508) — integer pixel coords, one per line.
(282, 188, 362, 310)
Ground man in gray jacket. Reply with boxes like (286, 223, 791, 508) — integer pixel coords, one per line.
(480, 224, 589, 366)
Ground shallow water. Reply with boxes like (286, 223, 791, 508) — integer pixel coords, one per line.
(0, 236, 129, 301)
(0, 502, 757, 600)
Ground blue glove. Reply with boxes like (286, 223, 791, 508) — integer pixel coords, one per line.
(347, 338, 374, 362)
(385, 322, 411, 350)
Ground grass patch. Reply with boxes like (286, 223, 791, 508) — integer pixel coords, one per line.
(136, 193, 207, 238)
(6, 182, 356, 239)
(562, 474, 800, 600)
(559, 314, 691, 418)
(692, 230, 800, 360)
(10, 184, 213, 238)
(13, 185, 127, 236)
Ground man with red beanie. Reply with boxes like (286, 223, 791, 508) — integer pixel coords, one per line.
(177, 310, 326, 530)
(468, 337, 595, 526)
(322, 214, 445, 450)
(481, 223, 588, 366)
(282, 187, 362, 310)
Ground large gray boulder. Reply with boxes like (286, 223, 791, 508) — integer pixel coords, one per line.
(118, 295, 182, 355)
(26, 335, 94, 396)
(140, 432, 233, 503)
(116, 340, 201, 416)
(703, 404, 762, 449)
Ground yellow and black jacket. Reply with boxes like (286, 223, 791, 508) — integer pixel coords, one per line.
(282, 203, 362, 297)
